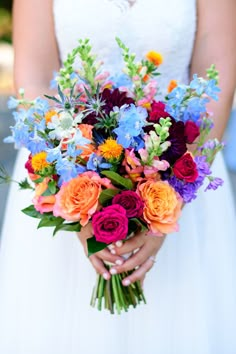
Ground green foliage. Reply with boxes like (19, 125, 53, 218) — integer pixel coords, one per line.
(18, 178, 33, 190)
(206, 64, 219, 84)
(99, 188, 120, 206)
(53, 222, 81, 236)
(87, 236, 108, 257)
(101, 170, 133, 190)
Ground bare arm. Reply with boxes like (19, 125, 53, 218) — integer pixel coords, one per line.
(190, 0, 236, 141)
(13, 0, 60, 98)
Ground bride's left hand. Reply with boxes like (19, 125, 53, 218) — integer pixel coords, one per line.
(109, 232, 166, 286)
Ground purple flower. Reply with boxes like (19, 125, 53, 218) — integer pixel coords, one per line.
(194, 155, 211, 176)
(205, 177, 224, 191)
(112, 190, 144, 218)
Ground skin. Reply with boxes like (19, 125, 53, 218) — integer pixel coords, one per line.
(14, 0, 236, 286)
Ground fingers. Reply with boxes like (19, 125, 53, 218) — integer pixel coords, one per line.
(122, 258, 154, 286)
(112, 232, 147, 256)
(89, 255, 111, 280)
(96, 248, 124, 266)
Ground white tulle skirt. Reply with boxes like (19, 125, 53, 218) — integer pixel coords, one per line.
(0, 148, 236, 354)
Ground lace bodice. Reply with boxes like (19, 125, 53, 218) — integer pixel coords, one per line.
(53, 0, 196, 96)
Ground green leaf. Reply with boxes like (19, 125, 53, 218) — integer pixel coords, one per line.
(99, 188, 120, 206)
(101, 171, 133, 190)
(48, 180, 57, 194)
(53, 222, 81, 236)
(37, 215, 64, 229)
(87, 236, 108, 257)
(130, 218, 148, 233)
(18, 178, 33, 190)
(21, 205, 43, 219)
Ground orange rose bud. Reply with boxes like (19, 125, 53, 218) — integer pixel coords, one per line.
(139, 180, 182, 235)
(168, 80, 178, 93)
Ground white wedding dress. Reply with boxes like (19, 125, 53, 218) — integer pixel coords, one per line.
(0, 0, 236, 353)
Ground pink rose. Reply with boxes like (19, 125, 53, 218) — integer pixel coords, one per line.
(92, 205, 128, 244)
(112, 190, 144, 218)
(33, 178, 56, 214)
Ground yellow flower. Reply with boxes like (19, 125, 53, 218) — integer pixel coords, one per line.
(31, 152, 49, 172)
(146, 51, 163, 66)
(98, 138, 123, 160)
(45, 110, 58, 123)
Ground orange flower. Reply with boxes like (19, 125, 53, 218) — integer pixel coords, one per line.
(31, 152, 49, 172)
(33, 178, 56, 213)
(45, 110, 58, 123)
(77, 124, 95, 160)
(146, 51, 163, 66)
(168, 79, 178, 93)
(53, 172, 112, 226)
(138, 180, 182, 235)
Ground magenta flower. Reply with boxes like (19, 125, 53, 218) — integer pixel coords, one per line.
(92, 205, 128, 244)
(112, 190, 144, 218)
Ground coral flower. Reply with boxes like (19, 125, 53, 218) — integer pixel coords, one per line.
(45, 110, 58, 124)
(168, 80, 178, 93)
(98, 138, 123, 160)
(31, 152, 49, 172)
(77, 124, 95, 160)
(53, 172, 112, 226)
(33, 178, 56, 213)
(138, 180, 182, 235)
(146, 51, 163, 66)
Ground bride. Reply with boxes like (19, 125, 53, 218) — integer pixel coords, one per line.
(0, 0, 236, 353)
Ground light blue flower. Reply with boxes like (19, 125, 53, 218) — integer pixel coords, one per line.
(7, 96, 19, 109)
(66, 143, 83, 158)
(34, 97, 49, 113)
(87, 153, 111, 171)
(10, 122, 30, 148)
(46, 147, 62, 163)
(130, 136, 145, 151)
(56, 157, 86, 186)
(114, 104, 148, 148)
(205, 79, 221, 101)
(27, 130, 47, 155)
(110, 73, 132, 89)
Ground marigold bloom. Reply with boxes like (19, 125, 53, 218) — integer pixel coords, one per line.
(45, 110, 58, 123)
(146, 51, 163, 66)
(168, 79, 178, 93)
(98, 138, 123, 160)
(31, 152, 49, 172)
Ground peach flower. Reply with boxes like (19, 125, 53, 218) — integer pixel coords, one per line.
(77, 124, 95, 160)
(138, 180, 182, 235)
(33, 178, 56, 214)
(53, 172, 113, 226)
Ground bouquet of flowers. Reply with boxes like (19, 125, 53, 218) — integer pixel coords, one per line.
(3, 38, 224, 314)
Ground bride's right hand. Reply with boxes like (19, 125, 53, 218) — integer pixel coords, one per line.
(77, 224, 124, 280)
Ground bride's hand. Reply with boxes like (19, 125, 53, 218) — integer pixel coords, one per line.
(108, 232, 166, 286)
(77, 224, 125, 280)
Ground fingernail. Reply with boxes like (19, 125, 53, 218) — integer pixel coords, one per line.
(115, 240, 123, 247)
(115, 259, 123, 266)
(110, 268, 117, 275)
(109, 244, 115, 249)
(110, 249, 116, 255)
(103, 272, 110, 280)
(123, 279, 131, 286)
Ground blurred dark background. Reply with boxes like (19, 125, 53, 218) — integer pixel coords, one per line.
(0, 0, 235, 233)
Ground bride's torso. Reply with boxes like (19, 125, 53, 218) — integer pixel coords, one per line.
(53, 0, 196, 95)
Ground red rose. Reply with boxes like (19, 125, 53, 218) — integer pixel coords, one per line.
(112, 190, 144, 218)
(149, 101, 170, 123)
(25, 154, 34, 174)
(173, 153, 198, 182)
(184, 121, 200, 144)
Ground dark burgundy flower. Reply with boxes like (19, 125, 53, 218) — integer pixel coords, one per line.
(112, 190, 144, 218)
(161, 119, 187, 164)
(173, 153, 198, 183)
(144, 101, 170, 133)
(82, 88, 134, 125)
(184, 120, 200, 144)
(25, 154, 34, 174)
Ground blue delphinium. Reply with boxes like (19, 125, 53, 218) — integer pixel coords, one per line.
(87, 153, 111, 172)
(113, 104, 147, 148)
(7, 96, 19, 110)
(56, 157, 86, 186)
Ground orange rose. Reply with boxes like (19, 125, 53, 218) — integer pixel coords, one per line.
(33, 178, 56, 214)
(138, 180, 182, 235)
(53, 172, 112, 226)
(79, 124, 93, 139)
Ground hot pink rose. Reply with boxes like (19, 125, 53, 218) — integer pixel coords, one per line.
(92, 205, 128, 244)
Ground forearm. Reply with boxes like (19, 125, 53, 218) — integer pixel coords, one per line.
(190, 0, 236, 141)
